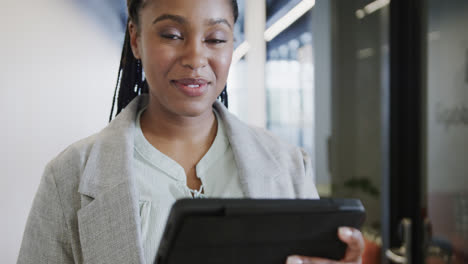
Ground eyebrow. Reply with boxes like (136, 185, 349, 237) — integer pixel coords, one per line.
(206, 18, 232, 29)
(153, 14, 187, 25)
(152, 14, 232, 29)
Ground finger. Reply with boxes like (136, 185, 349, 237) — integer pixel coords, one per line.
(286, 255, 340, 264)
(338, 227, 365, 262)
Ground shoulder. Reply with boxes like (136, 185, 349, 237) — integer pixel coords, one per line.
(40, 133, 100, 206)
(214, 102, 318, 198)
(215, 101, 304, 161)
(248, 125, 300, 153)
(249, 127, 318, 198)
(45, 94, 144, 185)
(47, 133, 98, 179)
(245, 123, 309, 166)
(247, 126, 313, 178)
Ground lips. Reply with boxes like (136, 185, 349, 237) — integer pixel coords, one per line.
(172, 78, 209, 97)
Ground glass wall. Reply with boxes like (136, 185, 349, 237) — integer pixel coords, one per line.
(326, 2, 389, 262)
(265, 1, 315, 160)
(425, 0, 468, 262)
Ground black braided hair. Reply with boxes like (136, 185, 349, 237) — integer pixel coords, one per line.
(109, 0, 238, 121)
(109, 27, 148, 122)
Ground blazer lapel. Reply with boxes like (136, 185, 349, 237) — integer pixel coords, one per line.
(77, 182, 144, 264)
(214, 101, 295, 198)
(77, 97, 146, 264)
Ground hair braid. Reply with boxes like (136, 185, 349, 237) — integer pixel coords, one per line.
(109, 25, 148, 122)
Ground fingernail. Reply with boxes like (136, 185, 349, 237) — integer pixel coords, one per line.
(339, 227, 353, 238)
(286, 256, 304, 264)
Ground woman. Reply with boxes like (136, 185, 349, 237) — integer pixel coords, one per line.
(18, 0, 364, 263)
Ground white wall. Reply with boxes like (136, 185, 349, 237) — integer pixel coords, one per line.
(0, 0, 121, 262)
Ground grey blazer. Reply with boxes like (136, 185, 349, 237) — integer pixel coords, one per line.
(18, 95, 318, 264)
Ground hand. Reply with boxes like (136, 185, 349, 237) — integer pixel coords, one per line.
(286, 227, 365, 264)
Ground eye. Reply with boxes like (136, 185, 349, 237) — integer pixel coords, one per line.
(205, 39, 227, 44)
(160, 34, 183, 40)
(205, 30, 229, 44)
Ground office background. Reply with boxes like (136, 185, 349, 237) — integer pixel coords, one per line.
(1, 0, 467, 263)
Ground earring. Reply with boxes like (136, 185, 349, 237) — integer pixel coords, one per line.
(136, 59, 142, 75)
(220, 86, 228, 108)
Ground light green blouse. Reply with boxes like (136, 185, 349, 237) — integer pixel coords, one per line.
(133, 107, 244, 264)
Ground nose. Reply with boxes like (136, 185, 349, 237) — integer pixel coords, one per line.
(181, 38, 208, 70)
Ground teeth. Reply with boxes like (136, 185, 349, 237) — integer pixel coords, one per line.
(187, 84, 200, 88)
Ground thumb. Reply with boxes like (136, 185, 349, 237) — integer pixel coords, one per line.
(338, 227, 364, 262)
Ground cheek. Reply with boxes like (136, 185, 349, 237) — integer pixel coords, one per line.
(212, 50, 233, 80)
(142, 42, 178, 79)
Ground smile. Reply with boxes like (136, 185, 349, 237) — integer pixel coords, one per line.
(172, 78, 210, 97)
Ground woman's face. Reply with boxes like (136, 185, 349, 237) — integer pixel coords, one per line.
(129, 0, 234, 118)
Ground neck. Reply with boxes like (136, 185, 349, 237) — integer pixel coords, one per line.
(140, 99, 217, 144)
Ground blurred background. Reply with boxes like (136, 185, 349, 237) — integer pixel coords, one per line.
(1, 0, 467, 263)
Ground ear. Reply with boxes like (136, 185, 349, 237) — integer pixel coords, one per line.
(128, 21, 141, 59)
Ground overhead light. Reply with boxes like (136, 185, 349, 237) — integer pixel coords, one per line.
(356, 0, 390, 19)
(357, 48, 375, 60)
(231, 41, 250, 65)
(264, 0, 316, 42)
(364, 0, 390, 14)
(355, 9, 366, 19)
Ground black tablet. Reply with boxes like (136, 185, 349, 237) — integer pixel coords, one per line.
(155, 198, 365, 264)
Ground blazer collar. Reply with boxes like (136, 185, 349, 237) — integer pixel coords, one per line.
(78, 96, 142, 198)
(79, 96, 287, 199)
(213, 101, 291, 198)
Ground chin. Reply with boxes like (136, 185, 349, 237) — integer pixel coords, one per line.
(172, 100, 215, 117)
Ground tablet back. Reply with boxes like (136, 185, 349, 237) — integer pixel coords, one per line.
(155, 198, 365, 264)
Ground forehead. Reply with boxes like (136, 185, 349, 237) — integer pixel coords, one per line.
(142, 0, 234, 24)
